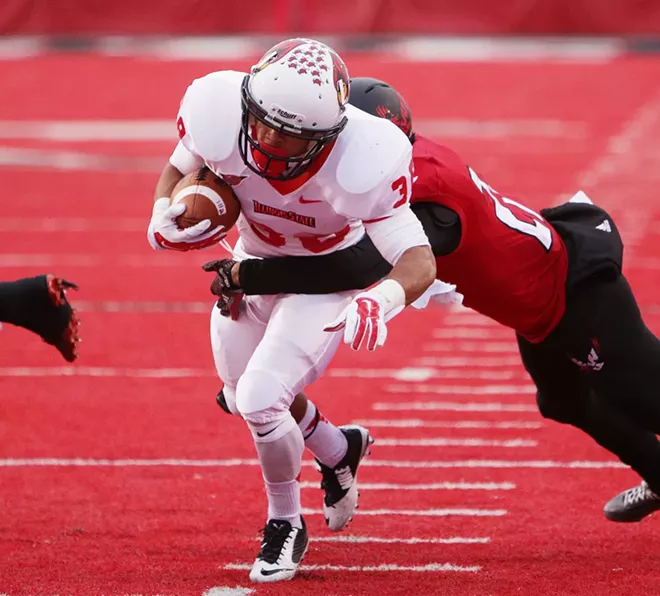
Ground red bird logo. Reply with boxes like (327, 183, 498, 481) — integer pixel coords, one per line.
(252, 39, 306, 74)
(331, 52, 350, 107)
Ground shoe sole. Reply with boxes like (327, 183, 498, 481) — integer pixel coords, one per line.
(249, 537, 309, 583)
(604, 508, 658, 523)
(324, 424, 374, 532)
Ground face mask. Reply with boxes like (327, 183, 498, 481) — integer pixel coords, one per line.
(251, 140, 292, 177)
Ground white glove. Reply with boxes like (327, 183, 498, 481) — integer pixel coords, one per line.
(324, 280, 405, 352)
(411, 279, 464, 310)
(147, 197, 227, 252)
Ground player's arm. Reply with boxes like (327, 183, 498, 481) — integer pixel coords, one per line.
(235, 234, 392, 295)
(217, 203, 459, 295)
(363, 205, 437, 304)
(148, 131, 224, 251)
(323, 204, 436, 351)
(410, 202, 462, 256)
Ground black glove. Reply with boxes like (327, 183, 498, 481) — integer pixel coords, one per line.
(202, 259, 244, 319)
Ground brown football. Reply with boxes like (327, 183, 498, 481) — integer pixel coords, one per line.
(170, 167, 241, 231)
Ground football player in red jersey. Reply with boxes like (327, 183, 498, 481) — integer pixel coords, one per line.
(0, 274, 80, 362)
(206, 77, 660, 525)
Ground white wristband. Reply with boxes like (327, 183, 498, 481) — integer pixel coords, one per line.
(372, 279, 406, 322)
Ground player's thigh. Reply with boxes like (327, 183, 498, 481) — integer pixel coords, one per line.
(569, 276, 660, 428)
(238, 292, 355, 414)
(209, 295, 276, 388)
(517, 334, 590, 420)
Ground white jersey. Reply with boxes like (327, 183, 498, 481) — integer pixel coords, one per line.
(171, 70, 419, 259)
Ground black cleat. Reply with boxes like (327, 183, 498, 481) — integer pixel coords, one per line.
(316, 425, 373, 532)
(2, 275, 80, 362)
(43, 275, 80, 362)
(604, 481, 660, 522)
(216, 388, 232, 414)
(249, 517, 308, 583)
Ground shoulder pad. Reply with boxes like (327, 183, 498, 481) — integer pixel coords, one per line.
(335, 105, 412, 196)
(178, 70, 246, 163)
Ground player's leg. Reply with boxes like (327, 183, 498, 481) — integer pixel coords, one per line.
(219, 388, 353, 472)
(517, 331, 660, 500)
(234, 292, 367, 582)
(564, 275, 660, 521)
(0, 274, 80, 362)
(217, 385, 367, 531)
(210, 296, 271, 416)
(292, 390, 373, 531)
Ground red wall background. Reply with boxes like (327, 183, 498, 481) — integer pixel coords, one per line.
(2, 0, 660, 36)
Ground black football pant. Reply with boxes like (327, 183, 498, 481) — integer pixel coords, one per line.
(517, 274, 660, 493)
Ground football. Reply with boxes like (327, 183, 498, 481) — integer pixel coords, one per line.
(170, 167, 241, 231)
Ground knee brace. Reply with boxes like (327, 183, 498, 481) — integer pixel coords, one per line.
(235, 368, 292, 425)
(246, 410, 298, 444)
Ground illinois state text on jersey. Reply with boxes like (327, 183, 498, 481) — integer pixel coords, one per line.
(171, 70, 415, 259)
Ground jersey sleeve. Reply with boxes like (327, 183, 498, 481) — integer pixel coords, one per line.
(169, 141, 204, 175)
(173, 70, 245, 165)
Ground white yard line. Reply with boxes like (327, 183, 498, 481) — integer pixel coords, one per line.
(373, 402, 537, 412)
(310, 535, 491, 544)
(299, 481, 515, 491)
(223, 562, 481, 573)
(351, 418, 542, 429)
(375, 438, 537, 448)
(385, 384, 535, 395)
(0, 458, 624, 469)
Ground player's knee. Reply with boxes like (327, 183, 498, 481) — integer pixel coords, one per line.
(217, 386, 239, 416)
(245, 410, 298, 444)
(536, 391, 580, 425)
(235, 368, 291, 425)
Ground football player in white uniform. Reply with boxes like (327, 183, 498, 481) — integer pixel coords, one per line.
(147, 38, 437, 582)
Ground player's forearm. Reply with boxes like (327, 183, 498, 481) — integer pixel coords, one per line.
(236, 235, 392, 295)
(154, 162, 184, 202)
(385, 245, 437, 304)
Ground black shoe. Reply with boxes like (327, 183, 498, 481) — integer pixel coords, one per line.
(216, 388, 232, 414)
(604, 481, 660, 522)
(249, 518, 308, 583)
(316, 425, 373, 532)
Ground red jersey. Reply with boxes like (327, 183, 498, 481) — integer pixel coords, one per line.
(411, 135, 568, 343)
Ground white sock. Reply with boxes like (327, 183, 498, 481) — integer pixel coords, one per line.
(264, 479, 302, 528)
(251, 413, 304, 529)
(298, 399, 348, 468)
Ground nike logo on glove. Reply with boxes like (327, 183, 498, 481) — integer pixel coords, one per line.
(299, 196, 322, 204)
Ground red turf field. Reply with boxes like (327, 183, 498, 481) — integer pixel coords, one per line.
(2, 51, 660, 595)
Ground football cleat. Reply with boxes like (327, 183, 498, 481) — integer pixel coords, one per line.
(216, 388, 232, 414)
(2, 275, 80, 362)
(249, 518, 308, 583)
(44, 275, 80, 363)
(317, 425, 373, 532)
(604, 480, 660, 522)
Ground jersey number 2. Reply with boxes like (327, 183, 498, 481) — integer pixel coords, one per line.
(468, 168, 553, 251)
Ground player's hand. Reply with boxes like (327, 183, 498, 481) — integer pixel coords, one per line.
(147, 197, 227, 251)
(324, 290, 391, 352)
(202, 259, 244, 320)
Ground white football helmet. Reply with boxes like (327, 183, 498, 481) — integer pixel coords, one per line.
(239, 38, 350, 180)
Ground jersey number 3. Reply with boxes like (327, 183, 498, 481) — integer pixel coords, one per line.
(469, 167, 553, 251)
